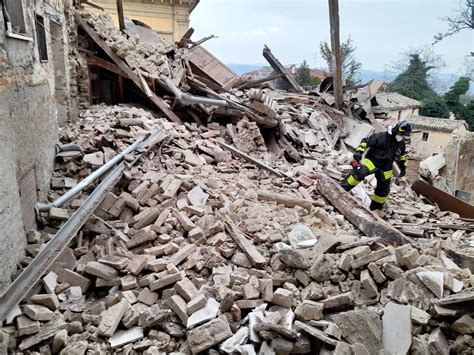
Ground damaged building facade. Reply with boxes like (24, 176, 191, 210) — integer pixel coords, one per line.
(90, 0, 199, 41)
(0, 0, 73, 291)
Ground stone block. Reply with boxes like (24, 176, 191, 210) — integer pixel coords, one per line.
(149, 271, 183, 291)
(30, 294, 60, 311)
(42, 271, 58, 294)
(272, 288, 293, 308)
(188, 294, 207, 315)
(321, 292, 353, 310)
(187, 316, 233, 354)
(166, 295, 188, 324)
(58, 269, 91, 293)
(352, 248, 391, 269)
(137, 288, 158, 306)
(23, 305, 54, 322)
(98, 299, 129, 337)
(85, 261, 119, 281)
(16, 316, 40, 336)
(259, 279, 273, 302)
(295, 300, 324, 321)
(367, 263, 386, 284)
(310, 254, 333, 281)
(360, 270, 378, 298)
(175, 278, 199, 302)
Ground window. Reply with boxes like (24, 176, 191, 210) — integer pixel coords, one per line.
(422, 132, 429, 141)
(397, 111, 402, 120)
(35, 14, 48, 61)
(4, 0, 27, 34)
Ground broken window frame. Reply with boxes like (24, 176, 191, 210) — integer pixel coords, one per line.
(3, 0, 32, 41)
(35, 13, 48, 62)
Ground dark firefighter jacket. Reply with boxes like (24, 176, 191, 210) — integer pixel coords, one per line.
(355, 131, 407, 171)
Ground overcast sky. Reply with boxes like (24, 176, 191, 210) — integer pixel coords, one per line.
(190, 0, 473, 74)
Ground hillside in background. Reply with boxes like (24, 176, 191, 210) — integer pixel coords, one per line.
(227, 64, 469, 94)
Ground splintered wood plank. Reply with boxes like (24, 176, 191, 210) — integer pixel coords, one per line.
(223, 215, 266, 268)
(316, 176, 415, 246)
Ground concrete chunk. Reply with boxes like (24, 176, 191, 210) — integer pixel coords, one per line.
(332, 309, 382, 354)
(417, 271, 444, 298)
(42, 271, 58, 294)
(109, 326, 144, 348)
(428, 328, 449, 355)
(187, 298, 220, 329)
(187, 316, 233, 354)
(382, 302, 412, 355)
(188, 185, 209, 207)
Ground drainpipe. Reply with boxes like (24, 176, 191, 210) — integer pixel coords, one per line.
(0, 164, 124, 322)
(1, 0, 13, 32)
(159, 74, 230, 107)
(36, 138, 143, 212)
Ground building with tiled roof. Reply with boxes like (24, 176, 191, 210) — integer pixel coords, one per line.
(373, 92, 422, 120)
(408, 115, 469, 157)
(409, 115, 468, 133)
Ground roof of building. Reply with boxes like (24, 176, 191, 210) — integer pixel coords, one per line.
(374, 92, 421, 111)
(408, 115, 468, 133)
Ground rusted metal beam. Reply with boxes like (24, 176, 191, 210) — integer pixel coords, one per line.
(412, 179, 474, 218)
(316, 176, 416, 246)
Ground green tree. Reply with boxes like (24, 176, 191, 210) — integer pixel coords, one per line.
(388, 54, 438, 101)
(457, 100, 474, 130)
(444, 76, 471, 117)
(296, 60, 311, 86)
(319, 37, 362, 87)
(433, 1, 474, 45)
(295, 60, 322, 87)
(419, 97, 450, 118)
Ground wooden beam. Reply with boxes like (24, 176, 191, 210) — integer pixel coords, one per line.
(82, 1, 105, 11)
(77, 17, 182, 123)
(87, 56, 128, 77)
(316, 176, 416, 246)
(177, 27, 195, 47)
(223, 215, 266, 268)
(213, 140, 285, 178)
(328, 0, 343, 109)
(116, 0, 125, 31)
(262, 45, 303, 93)
(257, 190, 313, 211)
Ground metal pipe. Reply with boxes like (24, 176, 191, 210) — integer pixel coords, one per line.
(37, 139, 143, 212)
(159, 75, 229, 108)
(0, 164, 124, 322)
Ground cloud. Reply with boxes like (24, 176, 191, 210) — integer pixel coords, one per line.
(247, 26, 281, 36)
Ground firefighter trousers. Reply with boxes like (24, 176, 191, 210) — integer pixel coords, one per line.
(340, 158, 393, 210)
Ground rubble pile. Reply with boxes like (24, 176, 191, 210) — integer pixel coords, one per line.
(81, 11, 187, 82)
(1, 104, 473, 355)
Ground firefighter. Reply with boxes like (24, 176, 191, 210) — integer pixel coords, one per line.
(341, 120, 412, 211)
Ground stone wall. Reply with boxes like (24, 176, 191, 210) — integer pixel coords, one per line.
(443, 132, 474, 204)
(0, 0, 72, 292)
